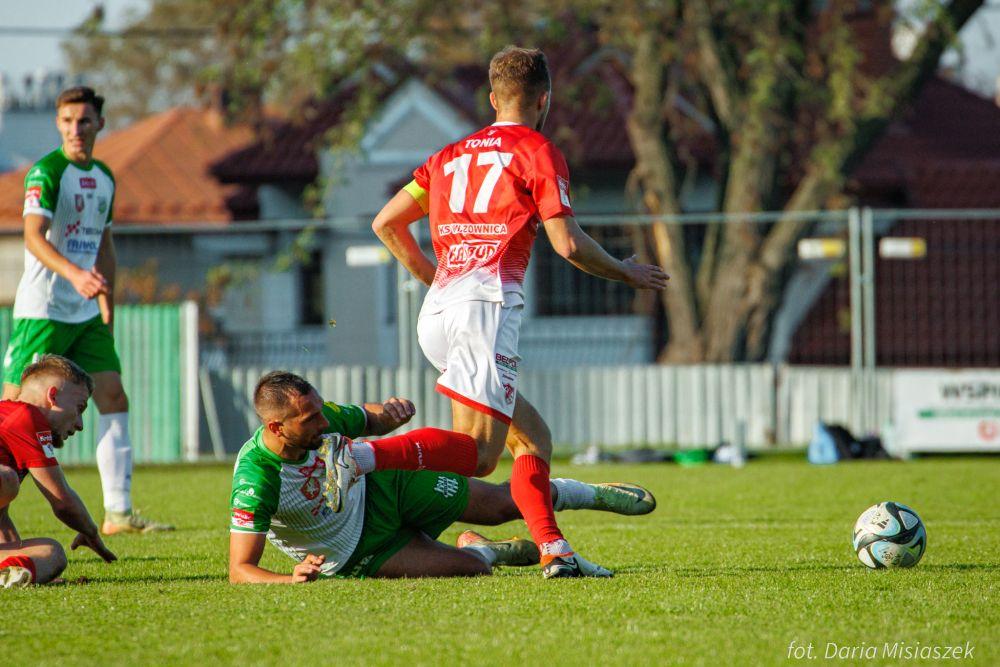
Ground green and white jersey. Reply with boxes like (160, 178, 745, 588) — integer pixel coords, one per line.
(15, 147, 115, 323)
(230, 401, 369, 575)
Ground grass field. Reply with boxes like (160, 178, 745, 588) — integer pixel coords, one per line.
(2, 455, 997, 666)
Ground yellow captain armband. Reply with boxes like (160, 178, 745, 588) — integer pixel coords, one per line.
(402, 180, 429, 214)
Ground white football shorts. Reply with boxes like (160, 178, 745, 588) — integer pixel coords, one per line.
(417, 300, 522, 424)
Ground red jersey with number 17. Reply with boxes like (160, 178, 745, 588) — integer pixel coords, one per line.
(412, 122, 574, 312)
(0, 400, 59, 482)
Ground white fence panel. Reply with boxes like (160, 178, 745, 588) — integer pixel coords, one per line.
(207, 364, 778, 453)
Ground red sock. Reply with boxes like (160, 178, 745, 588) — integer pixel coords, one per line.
(510, 455, 564, 547)
(0, 555, 36, 582)
(370, 427, 478, 477)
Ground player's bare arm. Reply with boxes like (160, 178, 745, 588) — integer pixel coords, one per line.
(29, 465, 116, 562)
(23, 213, 108, 300)
(372, 189, 437, 286)
(543, 216, 669, 290)
(94, 227, 117, 329)
(362, 397, 416, 436)
(229, 531, 325, 584)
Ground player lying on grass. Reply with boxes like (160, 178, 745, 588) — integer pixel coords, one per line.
(0, 355, 117, 588)
(229, 371, 655, 583)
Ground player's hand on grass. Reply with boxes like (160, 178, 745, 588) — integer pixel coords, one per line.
(381, 397, 416, 428)
(292, 554, 325, 583)
(621, 255, 669, 290)
(69, 266, 109, 299)
(71, 532, 117, 563)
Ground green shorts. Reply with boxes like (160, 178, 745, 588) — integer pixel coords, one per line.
(337, 469, 469, 579)
(2, 316, 121, 385)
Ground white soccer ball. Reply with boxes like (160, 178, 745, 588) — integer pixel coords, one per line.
(852, 501, 926, 568)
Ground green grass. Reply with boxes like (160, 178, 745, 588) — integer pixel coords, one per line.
(2, 457, 997, 666)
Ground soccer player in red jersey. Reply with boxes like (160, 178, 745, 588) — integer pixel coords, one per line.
(366, 46, 667, 578)
(0, 355, 116, 587)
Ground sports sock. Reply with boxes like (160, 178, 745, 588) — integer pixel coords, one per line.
(460, 544, 497, 567)
(510, 455, 564, 548)
(0, 555, 36, 582)
(540, 538, 573, 558)
(349, 441, 377, 475)
(367, 428, 478, 476)
(96, 412, 133, 513)
(551, 478, 597, 511)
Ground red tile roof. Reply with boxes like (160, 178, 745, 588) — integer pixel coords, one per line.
(0, 107, 257, 228)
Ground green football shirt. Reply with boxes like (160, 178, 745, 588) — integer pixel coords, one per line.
(16, 147, 115, 323)
(229, 401, 369, 575)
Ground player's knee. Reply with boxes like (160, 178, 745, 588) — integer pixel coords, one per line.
(33, 538, 67, 579)
(473, 458, 498, 477)
(97, 385, 129, 413)
(48, 541, 68, 577)
(0, 466, 20, 504)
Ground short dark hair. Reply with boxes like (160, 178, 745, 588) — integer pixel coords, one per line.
(21, 354, 94, 394)
(489, 46, 550, 110)
(56, 86, 105, 116)
(253, 371, 315, 421)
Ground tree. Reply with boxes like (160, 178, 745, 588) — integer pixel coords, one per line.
(67, 0, 984, 361)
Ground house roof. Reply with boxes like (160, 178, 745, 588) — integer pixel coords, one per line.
(0, 107, 258, 228)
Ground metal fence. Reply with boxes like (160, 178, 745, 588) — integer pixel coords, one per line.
(0, 303, 199, 464)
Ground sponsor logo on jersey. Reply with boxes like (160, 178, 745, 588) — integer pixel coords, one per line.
(557, 175, 571, 207)
(24, 186, 42, 209)
(495, 353, 518, 372)
(36, 431, 53, 446)
(464, 137, 502, 149)
(66, 220, 82, 236)
(66, 238, 100, 254)
(503, 382, 516, 405)
(433, 476, 460, 499)
(298, 456, 326, 507)
(445, 240, 501, 269)
(79, 177, 97, 189)
(438, 223, 508, 237)
(75, 194, 85, 212)
(42, 444, 56, 459)
(98, 196, 108, 214)
(232, 509, 255, 528)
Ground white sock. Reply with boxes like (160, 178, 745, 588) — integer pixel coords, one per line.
(461, 544, 497, 566)
(351, 441, 376, 475)
(96, 412, 133, 513)
(551, 478, 597, 511)
(540, 538, 573, 557)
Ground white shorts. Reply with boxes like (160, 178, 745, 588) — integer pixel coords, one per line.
(417, 301, 522, 424)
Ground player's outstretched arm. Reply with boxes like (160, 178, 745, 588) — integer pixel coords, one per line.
(29, 465, 116, 562)
(23, 214, 108, 299)
(372, 188, 437, 286)
(362, 397, 416, 436)
(543, 216, 669, 290)
(229, 531, 325, 584)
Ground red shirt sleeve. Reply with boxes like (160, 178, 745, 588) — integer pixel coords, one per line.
(1, 404, 59, 470)
(528, 141, 574, 221)
(412, 155, 433, 191)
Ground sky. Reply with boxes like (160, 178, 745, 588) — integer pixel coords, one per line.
(0, 1, 998, 99)
(0, 0, 147, 94)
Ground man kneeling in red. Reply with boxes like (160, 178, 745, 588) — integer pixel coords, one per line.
(0, 354, 116, 587)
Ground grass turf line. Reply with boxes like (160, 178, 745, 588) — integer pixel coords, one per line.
(1, 457, 996, 666)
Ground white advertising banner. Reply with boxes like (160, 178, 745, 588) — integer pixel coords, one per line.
(893, 370, 1000, 453)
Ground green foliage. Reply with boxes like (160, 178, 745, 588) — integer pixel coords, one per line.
(2, 457, 997, 664)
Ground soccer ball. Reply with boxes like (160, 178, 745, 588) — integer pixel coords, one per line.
(852, 501, 926, 568)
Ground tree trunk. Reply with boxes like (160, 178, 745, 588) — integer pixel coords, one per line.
(625, 28, 703, 362)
